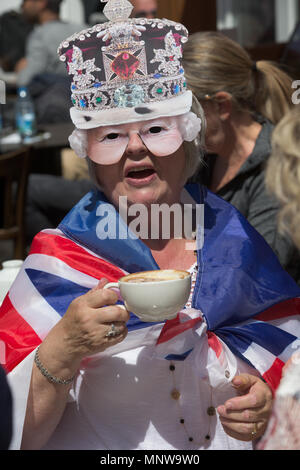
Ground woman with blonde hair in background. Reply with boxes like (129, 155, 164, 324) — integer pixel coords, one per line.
(258, 106, 300, 450)
(183, 31, 300, 283)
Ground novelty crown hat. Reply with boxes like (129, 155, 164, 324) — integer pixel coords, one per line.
(58, 0, 192, 129)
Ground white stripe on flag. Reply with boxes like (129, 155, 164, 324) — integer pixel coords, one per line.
(24, 253, 99, 289)
(267, 315, 300, 339)
(242, 342, 276, 376)
(42, 229, 129, 273)
(9, 268, 61, 340)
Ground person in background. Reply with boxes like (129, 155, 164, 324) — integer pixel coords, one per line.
(25, 174, 93, 244)
(0, 7, 33, 73)
(131, 0, 157, 18)
(183, 31, 300, 283)
(0, 365, 12, 450)
(80, 0, 105, 24)
(258, 106, 300, 450)
(16, 0, 86, 87)
(15, 0, 86, 124)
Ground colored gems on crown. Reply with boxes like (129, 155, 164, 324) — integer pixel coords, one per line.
(114, 84, 145, 108)
(57, 0, 192, 126)
(111, 52, 141, 79)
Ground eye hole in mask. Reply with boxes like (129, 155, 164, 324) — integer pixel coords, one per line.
(140, 121, 183, 158)
(106, 133, 120, 140)
(88, 118, 184, 165)
(149, 126, 163, 134)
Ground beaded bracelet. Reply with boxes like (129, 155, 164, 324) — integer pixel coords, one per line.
(34, 346, 75, 386)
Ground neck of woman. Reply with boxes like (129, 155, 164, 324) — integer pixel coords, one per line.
(145, 237, 197, 271)
(210, 113, 262, 193)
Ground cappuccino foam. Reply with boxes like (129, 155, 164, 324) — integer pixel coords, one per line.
(122, 270, 188, 284)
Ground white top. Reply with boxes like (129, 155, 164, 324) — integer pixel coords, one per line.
(41, 345, 254, 451)
(8, 264, 256, 450)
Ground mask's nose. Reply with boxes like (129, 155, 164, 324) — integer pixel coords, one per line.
(125, 133, 148, 155)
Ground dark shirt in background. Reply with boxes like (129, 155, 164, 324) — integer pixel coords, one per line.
(0, 365, 12, 450)
(194, 118, 300, 284)
(0, 10, 33, 72)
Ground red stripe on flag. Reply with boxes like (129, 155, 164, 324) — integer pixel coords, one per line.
(262, 358, 285, 394)
(157, 315, 202, 345)
(256, 298, 300, 322)
(0, 295, 41, 373)
(207, 331, 223, 358)
(29, 231, 126, 282)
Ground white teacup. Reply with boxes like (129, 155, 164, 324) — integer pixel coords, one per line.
(104, 269, 191, 322)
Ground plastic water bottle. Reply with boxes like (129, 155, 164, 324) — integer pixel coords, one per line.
(0, 260, 23, 305)
(15, 87, 37, 140)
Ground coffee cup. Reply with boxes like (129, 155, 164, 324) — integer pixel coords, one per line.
(104, 269, 191, 322)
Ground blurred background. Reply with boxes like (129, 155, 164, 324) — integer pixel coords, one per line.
(1, 0, 299, 63)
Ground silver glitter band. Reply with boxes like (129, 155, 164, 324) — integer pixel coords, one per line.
(34, 346, 75, 386)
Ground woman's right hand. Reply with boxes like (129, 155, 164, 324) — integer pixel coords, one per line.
(22, 279, 129, 450)
(39, 278, 130, 375)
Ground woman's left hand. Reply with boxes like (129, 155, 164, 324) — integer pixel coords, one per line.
(217, 373, 273, 442)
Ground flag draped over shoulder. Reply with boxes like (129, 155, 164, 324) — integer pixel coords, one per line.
(0, 184, 300, 393)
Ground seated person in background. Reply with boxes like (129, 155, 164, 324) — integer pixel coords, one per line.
(0, 7, 33, 73)
(16, 0, 86, 124)
(16, 0, 86, 87)
(25, 151, 93, 246)
(25, 173, 93, 244)
(1, 0, 300, 451)
(131, 0, 157, 18)
(183, 32, 300, 283)
(258, 106, 300, 450)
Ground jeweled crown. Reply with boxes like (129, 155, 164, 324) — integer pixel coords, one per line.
(58, 0, 192, 129)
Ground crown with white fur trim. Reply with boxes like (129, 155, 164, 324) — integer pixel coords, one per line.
(57, 0, 192, 129)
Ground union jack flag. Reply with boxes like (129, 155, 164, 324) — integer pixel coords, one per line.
(0, 185, 300, 396)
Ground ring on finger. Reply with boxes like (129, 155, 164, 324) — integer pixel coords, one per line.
(251, 422, 258, 438)
(105, 323, 121, 338)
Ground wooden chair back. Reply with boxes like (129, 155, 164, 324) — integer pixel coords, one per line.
(0, 147, 31, 260)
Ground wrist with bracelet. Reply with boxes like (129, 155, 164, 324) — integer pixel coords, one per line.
(34, 346, 76, 386)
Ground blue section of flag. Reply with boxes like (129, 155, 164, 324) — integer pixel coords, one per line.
(25, 268, 90, 316)
(217, 322, 297, 357)
(191, 187, 300, 330)
(59, 190, 159, 275)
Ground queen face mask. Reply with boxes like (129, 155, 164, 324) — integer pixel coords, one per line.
(87, 117, 184, 165)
